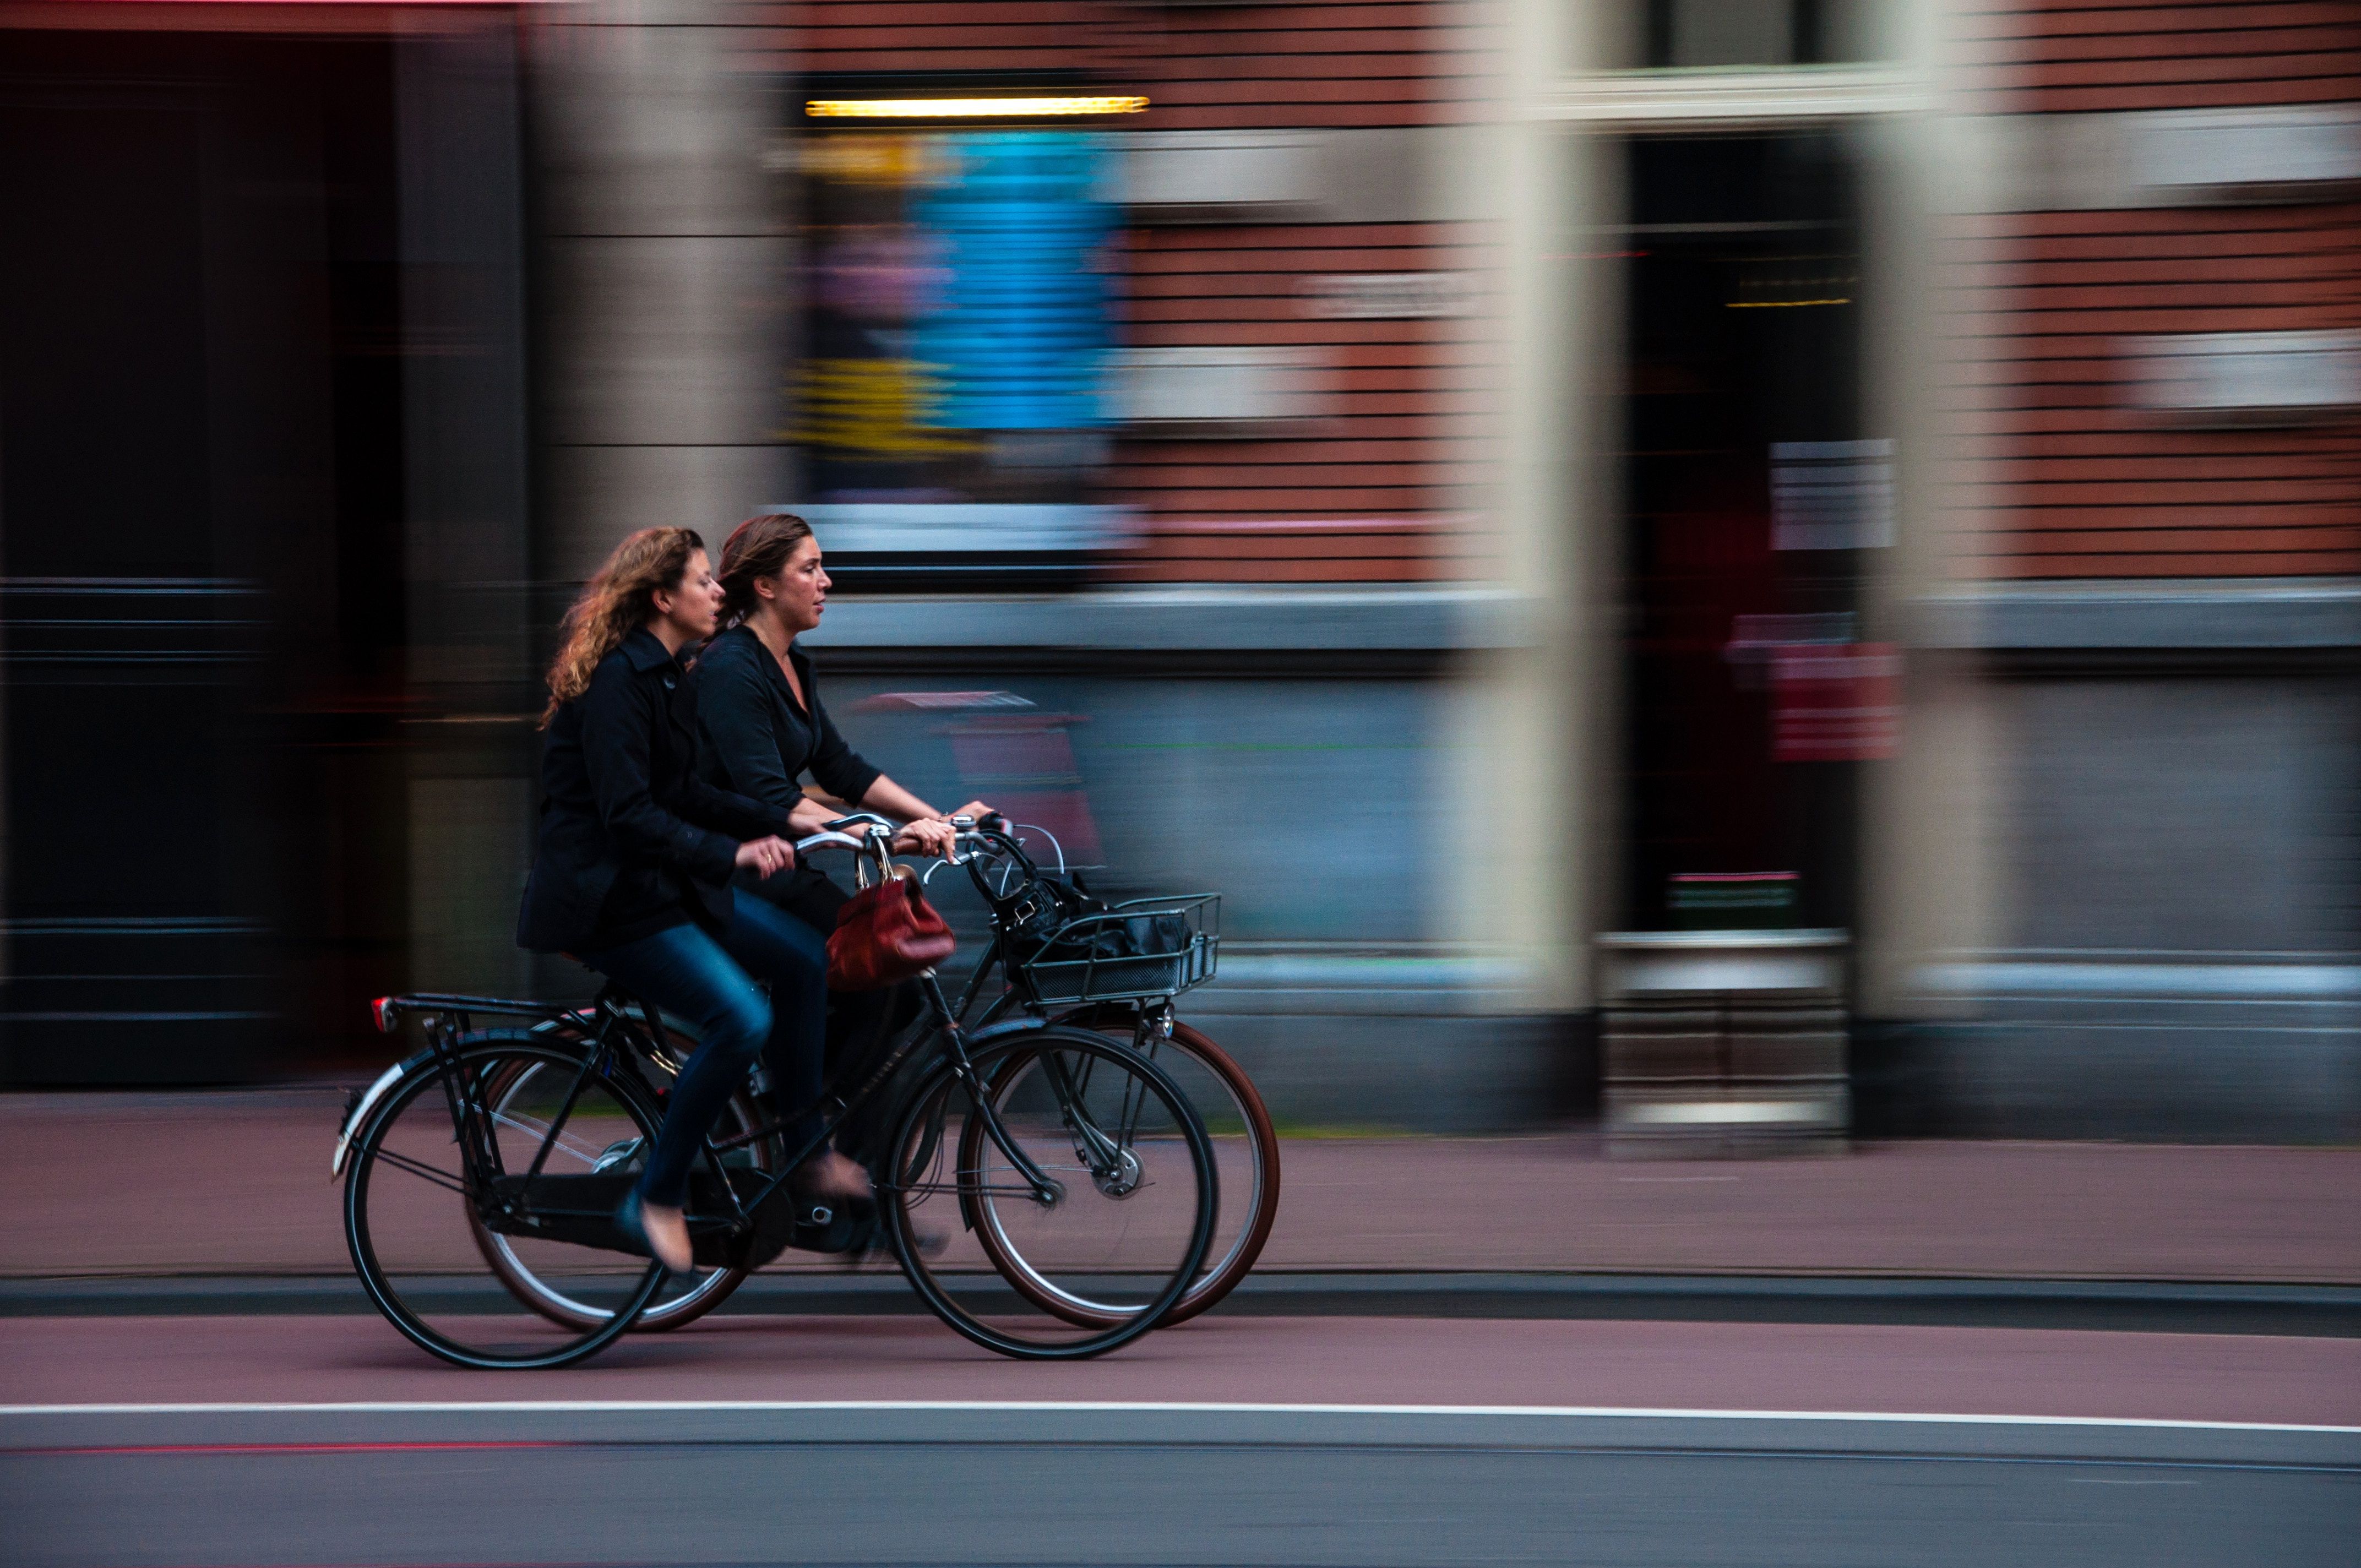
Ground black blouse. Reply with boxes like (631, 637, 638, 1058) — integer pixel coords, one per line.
(692, 623, 881, 816)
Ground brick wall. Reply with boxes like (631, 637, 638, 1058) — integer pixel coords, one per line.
(1952, 1, 2361, 579)
(1962, 1, 2361, 114)
(1112, 219, 1470, 582)
(777, 1, 1470, 584)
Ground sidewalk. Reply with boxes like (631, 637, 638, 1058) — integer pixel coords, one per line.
(6, 1086, 2355, 1285)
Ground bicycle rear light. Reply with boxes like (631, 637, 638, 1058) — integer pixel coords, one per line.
(369, 997, 398, 1033)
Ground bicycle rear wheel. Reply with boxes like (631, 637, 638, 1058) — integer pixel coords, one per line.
(474, 1059, 780, 1334)
(882, 1027, 1215, 1359)
(344, 1033, 666, 1369)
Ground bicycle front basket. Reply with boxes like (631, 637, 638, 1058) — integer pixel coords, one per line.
(1013, 893, 1220, 1005)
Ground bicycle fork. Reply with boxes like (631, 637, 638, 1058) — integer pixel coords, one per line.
(923, 973, 1066, 1207)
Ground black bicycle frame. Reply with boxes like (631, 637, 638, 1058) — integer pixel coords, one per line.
(669, 967, 1067, 1223)
(371, 829, 1149, 1248)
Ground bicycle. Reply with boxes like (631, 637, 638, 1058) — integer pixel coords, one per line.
(550, 816, 1281, 1332)
(926, 823, 1279, 1329)
(333, 819, 1218, 1370)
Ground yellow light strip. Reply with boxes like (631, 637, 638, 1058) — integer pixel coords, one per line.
(1726, 298, 1853, 309)
(807, 94, 1150, 120)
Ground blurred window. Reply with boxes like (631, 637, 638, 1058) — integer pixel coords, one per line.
(1618, 129, 1875, 933)
(794, 116, 1129, 590)
(1629, 0, 1885, 69)
(798, 128, 1115, 506)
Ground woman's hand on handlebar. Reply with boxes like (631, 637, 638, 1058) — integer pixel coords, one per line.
(897, 803, 998, 858)
(893, 818, 959, 859)
(734, 836, 796, 877)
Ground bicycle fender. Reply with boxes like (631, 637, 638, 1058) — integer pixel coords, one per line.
(333, 1011, 602, 1178)
(961, 1016, 1068, 1050)
(330, 1049, 434, 1177)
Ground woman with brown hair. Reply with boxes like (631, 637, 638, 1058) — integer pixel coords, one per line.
(694, 512, 992, 919)
(514, 526, 864, 1276)
(692, 514, 991, 1164)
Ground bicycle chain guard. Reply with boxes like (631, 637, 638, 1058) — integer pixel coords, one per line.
(480, 1169, 877, 1270)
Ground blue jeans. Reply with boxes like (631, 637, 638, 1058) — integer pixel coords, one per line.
(580, 889, 829, 1208)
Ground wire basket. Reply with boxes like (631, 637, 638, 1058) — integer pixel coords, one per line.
(1012, 894, 1221, 1005)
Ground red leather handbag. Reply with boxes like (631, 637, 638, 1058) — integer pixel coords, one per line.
(826, 870, 956, 991)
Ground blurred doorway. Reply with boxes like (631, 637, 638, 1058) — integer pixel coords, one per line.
(0, 25, 521, 1083)
(1618, 129, 1887, 934)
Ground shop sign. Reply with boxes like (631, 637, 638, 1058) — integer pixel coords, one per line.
(1770, 643, 1899, 761)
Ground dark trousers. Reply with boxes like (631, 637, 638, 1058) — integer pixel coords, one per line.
(751, 864, 918, 1166)
(581, 888, 828, 1207)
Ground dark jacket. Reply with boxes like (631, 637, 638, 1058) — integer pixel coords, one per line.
(692, 623, 880, 816)
(516, 627, 791, 955)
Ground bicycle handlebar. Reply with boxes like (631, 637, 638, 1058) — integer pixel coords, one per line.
(791, 829, 875, 857)
(824, 811, 896, 834)
(792, 813, 1018, 881)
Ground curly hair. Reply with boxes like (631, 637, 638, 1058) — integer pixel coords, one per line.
(541, 526, 704, 727)
(715, 513, 815, 627)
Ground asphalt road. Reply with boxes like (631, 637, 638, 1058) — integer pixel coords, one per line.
(5, 1403, 2354, 1567)
(7, 1314, 2358, 1566)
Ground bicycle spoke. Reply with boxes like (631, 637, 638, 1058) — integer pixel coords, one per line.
(362, 1146, 471, 1196)
(520, 1051, 599, 1182)
(486, 1108, 608, 1168)
(346, 1038, 666, 1371)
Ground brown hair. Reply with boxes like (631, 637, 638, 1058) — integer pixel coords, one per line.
(715, 513, 816, 627)
(541, 526, 705, 726)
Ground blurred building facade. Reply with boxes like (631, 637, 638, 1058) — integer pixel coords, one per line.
(2, 1, 2355, 1140)
(0, 5, 532, 1083)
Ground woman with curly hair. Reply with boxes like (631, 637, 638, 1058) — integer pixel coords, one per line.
(515, 526, 864, 1276)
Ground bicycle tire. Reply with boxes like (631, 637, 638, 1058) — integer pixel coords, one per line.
(344, 1033, 667, 1370)
(880, 1026, 1216, 1360)
(990, 1014, 1277, 1328)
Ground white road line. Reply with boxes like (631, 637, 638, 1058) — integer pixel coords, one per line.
(2, 1400, 2355, 1434)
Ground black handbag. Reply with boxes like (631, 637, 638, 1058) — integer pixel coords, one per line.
(1002, 872, 1189, 965)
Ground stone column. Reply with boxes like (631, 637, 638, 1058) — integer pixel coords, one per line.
(516, 0, 788, 995)
(1456, 0, 1625, 1019)
(396, 18, 537, 1001)
(529, 0, 792, 582)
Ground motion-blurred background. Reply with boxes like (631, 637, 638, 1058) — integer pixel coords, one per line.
(2, 0, 2356, 1146)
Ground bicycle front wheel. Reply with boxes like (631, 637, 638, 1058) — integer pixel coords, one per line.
(344, 1034, 667, 1370)
(1019, 1015, 1279, 1328)
(882, 1027, 1215, 1359)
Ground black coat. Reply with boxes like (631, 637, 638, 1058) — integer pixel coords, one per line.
(516, 627, 792, 955)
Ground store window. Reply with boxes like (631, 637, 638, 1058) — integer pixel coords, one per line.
(793, 88, 1131, 589)
(1629, 1, 1885, 69)
(1618, 129, 1883, 933)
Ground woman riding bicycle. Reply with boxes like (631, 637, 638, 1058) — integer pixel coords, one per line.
(693, 514, 991, 1125)
(514, 525, 863, 1276)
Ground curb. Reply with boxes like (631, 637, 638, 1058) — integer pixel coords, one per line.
(3, 1271, 2354, 1336)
